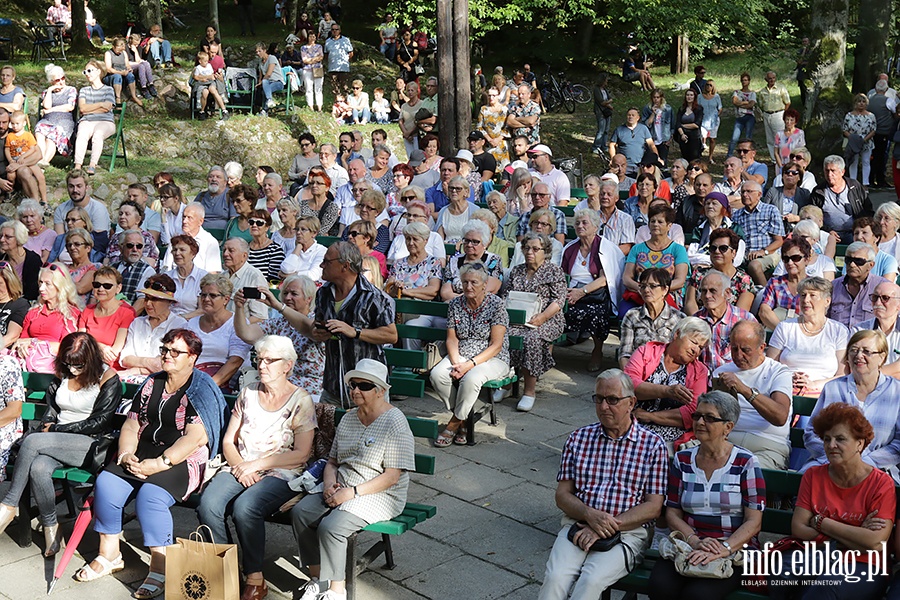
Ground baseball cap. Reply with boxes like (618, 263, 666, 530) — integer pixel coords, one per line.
(526, 144, 553, 157)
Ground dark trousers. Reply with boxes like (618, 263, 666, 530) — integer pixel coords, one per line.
(237, 4, 255, 35)
(648, 558, 742, 600)
(873, 133, 891, 187)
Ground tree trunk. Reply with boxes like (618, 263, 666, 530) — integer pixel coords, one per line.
(575, 17, 594, 66)
(670, 35, 689, 74)
(852, 0, 891, 93)
(287, 0, 298, 33)
(210, 0, 220, 33)
(803, 0, 851, 160)
(437, 0, 455, 154)
(452, 0, 471, 149)
(139, 0, 163, 30)
(69, 0, 93, 53)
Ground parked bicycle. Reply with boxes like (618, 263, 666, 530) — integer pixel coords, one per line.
(539, 66, 591, 114)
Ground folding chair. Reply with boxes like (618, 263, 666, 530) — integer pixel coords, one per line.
(224, 67, 256, 114)
(28, 20, 57, 62)
(0, 18, 14, 61)
(271, 66, 295, 115)
(100, 101, 128, 171)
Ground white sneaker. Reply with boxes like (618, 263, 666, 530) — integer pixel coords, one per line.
(299, 578, 321, 600)
(491, 387, 511, 403)
(266, 98, 277, 108)
(516, 395, 535, 412)
(318, 590, 346, 600)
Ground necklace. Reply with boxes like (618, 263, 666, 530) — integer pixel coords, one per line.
(579, 247, 590, 266)
(799, 317, 825, 336)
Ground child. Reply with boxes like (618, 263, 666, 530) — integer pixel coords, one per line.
(332, 94, 352, 124)
(192, 51, 228, 120)
(4, 111, 48, 204)
(371, 87, 390, 124)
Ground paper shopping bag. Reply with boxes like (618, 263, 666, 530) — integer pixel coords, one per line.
(165, 527, 240, 600)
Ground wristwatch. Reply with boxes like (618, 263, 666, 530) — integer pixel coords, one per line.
(353, 486, 360, 498)
(722, 541, 732, 553)
(747, 388, 760, 404)
(354, 327, 362, 339)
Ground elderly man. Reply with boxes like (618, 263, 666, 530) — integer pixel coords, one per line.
(538, 369, 667, 600)
(528, 144, 570, 206)
(678, 174, 714, 231)
(162, 203, 222, 273)
(869, 79, 897, 189)
(597, 179, 635, 255)
(141, 24, 173, 68)
(282, 242, 397, 406)
(426, 157, 473, 214)
(317, 144, 349, 194)
(846, 217, 898, 282)
(335, 158, 371, 231)
(517, 182, 566, 245)
(757, 71, 791, 161)
(408, 149, 438, 189)
(116, 183, 161, 244)
(693, 270, 757, 372)
(809, 155, 873, 244)
(324, 23, 353, 96)
(223, 237, 268, 322)
(854, 281, 900, 377)
(609, 108, 656, 178)
(608, 154, 635, 192)
(828, 242, 887, 328)
(398, 82, 424, 157)
(714, 157, 744, 210)
(713, 320, 792, 470)
(111, 230, 156, 305)
(507, 85, 542, 145)
(53, 168, 111, 255)
(733, 181, 785, 284)
(734, 138, 767, 188)
(193, 166, 234, 230)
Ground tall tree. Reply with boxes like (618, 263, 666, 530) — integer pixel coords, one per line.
(139, 0, 163, 30)
(852, 0, 891, 93)
(210, 0, 220, 32)
(69, 0, 93, 53)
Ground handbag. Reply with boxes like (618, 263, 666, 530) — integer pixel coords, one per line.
(166, 525, 240, 600)
(567, 522, 622, 552)
(657, 531, 739, 579)
(415, 341, 445, 374)
(505, 291, 542, 326)
(23, 339, 57, 373)
(312, 66, 324, 78)
(414, 64, 425, 76)
(84, 431, 119, 475)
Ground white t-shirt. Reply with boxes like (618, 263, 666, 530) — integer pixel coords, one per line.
(55, 378, 101, 425)
(187, 315, 251, 365)
(193, 63, 214, 79)
(714, 358, 793, 446)
(279, 242, 328, 281)
(772, 253, 836, 278)
(769, 318, 850, 381)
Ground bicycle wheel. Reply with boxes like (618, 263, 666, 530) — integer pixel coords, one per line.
(562, 88, 576, 113)
(570, 84, 592, 104)
(541, 85, 561, 112)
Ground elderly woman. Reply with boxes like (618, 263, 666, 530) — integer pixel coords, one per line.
(34, 63, 77, 166)
(686, 192, 746, 267)
(369, 145, 395, 194)
(664, 159, 691, 211)
(771, 219, 837, 281)
(624, 317, 711, 446)
(0, 333, 119, 557)
(441, 220, 504, 302)
(119, 275, 189, 383)
(757, 236, 814, 330)
(247, 209, 286, 281)
(19, 198, 57, 262)
(158, 183, 186, 247)
(506, 167, 534, 217)
(274, 198, 301, 255)
(619, 268, 686, 369)
(74, 59, 116, 175)
(63, 228, 98, 301)
(0, 220, 42, 301)
(77, 266, 136, 366)
(623, 173, 661, 230)
(843, 93, 877, 186)
(293, 358, 415, 600)
(105, 200, 159, 267)
(348, 189, 391, 253)
(281, 216, 328, 281)
(14, 263, 82, 373)
(436, 176, 477, 243)
(767, 276, 850, 396)
(499, 233, 566, 412)
(876, 201, 900, 259)
(622, 203, 690, 316)
(430, 263, 511, 446)
(299, 168, 340, 237)
(199, 335, 316, 600)
(258, 172, 286, 231)
(186, 273, 252, 392)
(386, 184, 423, 238)
(487, 190, 519, 242)
(0, 263, 29, 349)
(385, 222, 442, 300)
(562, 209, 625, 371)
(163, 234, 208, 317)
(77, 329, 227, 600)
(774, 403, 895, 598)
(225, 183, 256, 243)
(802, 330, 900, 483)
(472, 208, 514, 268)
(346, 219, 388, 279)
(510, 209, 564, 269)
(387, 200, 446, 264)
(224, 161, 243, 188)
(649, 391, 765, 600)
(684, 228, 754, 315)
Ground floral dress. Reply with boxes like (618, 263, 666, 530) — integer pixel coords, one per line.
(443, 252, 504, 294)
(0, 355, 24, 482)
(478, 104, 510, 166)
(843, 111, 877, 152)
(260, 314, 325, 396)
(644, 360, 689, 442)
(500, 262, 566, 378)
(389, 255, 442, 295)
(34, 86, 77, 155)
(371, 169, 395, 195)
(774, 128, 806, 169)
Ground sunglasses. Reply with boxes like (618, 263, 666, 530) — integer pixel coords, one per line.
(124, 242, 144, 250)
(870, 294, 900, 304)
(64, 217, 85, 224)
(591, 394, 630, 406)
(790, 154, 805, 160)
(689, 166, 702, 172)
(64, 362, 85, 371)
(348, 380, 378, 391)
(401, 195, 417, 200)
(147, 280, 169, 293)
(530, 192, 551, 199)
(160, 346, 189, 358)
(92, 281, 115, 290)
(735, 148, 751, 154)
(783, 254, 805, 263)
(248, 219, 268, 227)
(845, 256, 871, 267)
(709, 244, 734, 254)
(53, 76, 66, 83)
(348, 231, 364, 238)
(0, 261, 8, 271)
(784, 169, 801, 176)
(691, 412, 729, 423)
(448, 186, 466, 192)
(42, 263, 62, 272)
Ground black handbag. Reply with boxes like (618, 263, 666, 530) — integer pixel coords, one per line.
(83, 431, 119, 475)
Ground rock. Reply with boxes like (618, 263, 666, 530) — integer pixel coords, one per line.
(93, 183, 111, 200)
(125, 172, 139, 185)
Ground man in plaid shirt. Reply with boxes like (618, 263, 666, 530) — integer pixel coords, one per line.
(733, 180, 784, 285)
(539, 369, 668, 600)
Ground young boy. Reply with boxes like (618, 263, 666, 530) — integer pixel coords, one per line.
(192, 51, 228, 120)
(371, 87, 390, 124)
(4, 110, 48, 204)
(332, 94, 352, 124)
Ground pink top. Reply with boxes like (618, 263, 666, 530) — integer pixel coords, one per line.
(77, 302, 136, 347)
(24, 228, 58, 258)
(21, 304, 81, 342)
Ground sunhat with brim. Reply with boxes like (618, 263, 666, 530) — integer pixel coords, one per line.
(343, 358, 391, 391)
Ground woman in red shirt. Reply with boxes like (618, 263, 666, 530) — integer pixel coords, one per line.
(77, 266, 136, 367)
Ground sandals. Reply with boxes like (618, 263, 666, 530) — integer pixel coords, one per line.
(434, 428, 456, 448)
(453, 426, 468, 445)
(74, 554, 125, 582)
(133, 572, 165, 599)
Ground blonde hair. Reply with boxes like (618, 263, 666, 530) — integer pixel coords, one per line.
(39, 262, 83, 322)
(361, 255, 383, 289)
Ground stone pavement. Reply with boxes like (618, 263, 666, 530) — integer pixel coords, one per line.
(0, 341, 614, 600)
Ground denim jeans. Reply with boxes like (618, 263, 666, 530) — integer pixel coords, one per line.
(590, 110, 609, 152)
(103, 72, 135, 86)
(197, 471, 296, 573)
(149, 39, 172, 63)
(261, 79, 284, 102)
(352, 106, 370, 123)
(87, 24, 105, 42)
(380, 42, 396, 62)
(728, 114, 756, 156)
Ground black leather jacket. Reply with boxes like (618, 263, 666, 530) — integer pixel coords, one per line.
(40, 374, 122, 437)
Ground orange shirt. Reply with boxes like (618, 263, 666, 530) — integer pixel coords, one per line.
(5, 130, 37, 160)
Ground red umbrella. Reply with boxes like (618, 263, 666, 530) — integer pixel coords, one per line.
(48, 496, 93, 596)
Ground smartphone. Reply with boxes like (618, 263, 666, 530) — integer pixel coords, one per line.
(314, 321, 328, 330)
(243, 287, 261, 299)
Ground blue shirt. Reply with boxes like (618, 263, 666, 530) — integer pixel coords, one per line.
(746, 161, 769, 188)
(841, 250, 898, 282)
(324, 36, 353, 73)
(610, 123, 654, 172)
(732, 202, 784, 252)
(622, 196, 648, 229)
(425, 180, 474, 213)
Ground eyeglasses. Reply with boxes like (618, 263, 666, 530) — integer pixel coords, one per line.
(848, 347, 885, 357)
(462, 238, 483, 246)
(348, 380, 378, 391)
(198, 292, 224, 299)
(160, 346, 190, 358)
(300, 142, 312, 148)
(784, 170, 801, 176)
(92, 281, 115, 290)
(690, 412, 729, 424)
(591, 394, 631, 406)
(258, 357, 284, 365)
(845, 256, 871, 267)
(64, 217, 84, 224)
(248, 219, 268, 227)
(65, 241, 87, 249)
(530, 192, 551, 199)
(82, 68, 97, 75)
(124, 242, 144, 250)
(783, 254, 805, 263)
(53, 76, 66, 83)
(790, 154, 805, 160)
(869, 293, 900, 304)
(523, 245, 544, 254)
(448, 186, 466, 192)
(638, 282, 664, 290)
(709, 244, 734, 254)
(407, 213, 427, 220)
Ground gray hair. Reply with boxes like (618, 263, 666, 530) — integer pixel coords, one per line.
(672, 158, 689, 170)
(199, 271, 234, 297)
(403, 221, 431, 240)
(876, 201, 900, 223)
(876, 79, 889, 92)
(697, 391, 741, 424)
(792, 219, 821, 240)
(320, 143, 338, 155)
(372, 143, 391, 158)
(65, 227, 93, 247)
(401, 185, 426, 203)
(742, 180, 762, 193)
(583, 173, 602, 187)
(282, 274, 317, 310)
(673, 316, 712, 345)
(521, 232, 552, 255)
(254, 334, 298, 362)
(208, 165, 226, 177)
(276, 197, 301, 217)
(823, 155, 845, 171)
(798, 276, 833, 300)
(596, 368, 635, 397)
(449, 175, 469, 191)
(224, 161, 244, 180)
(184, 202, 206, 218)
(225, 236, 251, 253)
(791, 147, 811, 162)
(599, 178, 619, 194)
(16, 198, 43, 218)
(573, 208, 601, 229)
(461, 219, 491, 245)
(485, 190, 507, 207)
(118, 228, 143, 245)
(701, 269, 731, 291)
(263, 172, 283, 186)
(458, 262, 489, 282)
(0, 220, 27, 246)
(334, 241, 363, 273)
(846, 241, 876, 262)
(472, 208, 499, 232)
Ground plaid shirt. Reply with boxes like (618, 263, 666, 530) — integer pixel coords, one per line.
(559, 419, 667, 524)
(516, 206, 567, 238)
(695, 305, 757, 372)
(114, 259, 155, 303)
(619, 304, 686, 361)
(667, 446, 766, 541)
(760, 276, 799, 313)
(732, 202, 784, 252)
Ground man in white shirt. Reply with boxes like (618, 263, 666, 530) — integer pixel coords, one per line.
(317, 144, 349, 193)
(712, 319, 793, 470)
(527, 144, 570, 205)
(223, 237, 268, 322)
(162, 203, 222, 273)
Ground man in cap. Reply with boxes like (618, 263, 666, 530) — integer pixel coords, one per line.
(528, 144, 570, 205)
(409, 149, 438, 189)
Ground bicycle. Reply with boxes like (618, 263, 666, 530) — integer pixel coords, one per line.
(539, 67, 580, 114)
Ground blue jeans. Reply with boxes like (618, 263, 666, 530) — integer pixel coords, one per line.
(380, 42, 396, 62)
(591, 110, 610, 152)
(352, 106, 371, 123)
(149, 39, 172, 63)
(103, 72, 135, 86)
(261, 79, 284, 102)
(197, 472, 295, 573)
(87, 24, 105, 42)
(93, 470, 176, 547)
(728, 114, 756, 156)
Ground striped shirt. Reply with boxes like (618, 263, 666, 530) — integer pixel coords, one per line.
(78, 85, 116, 123)
(249, 242, 286, 281)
